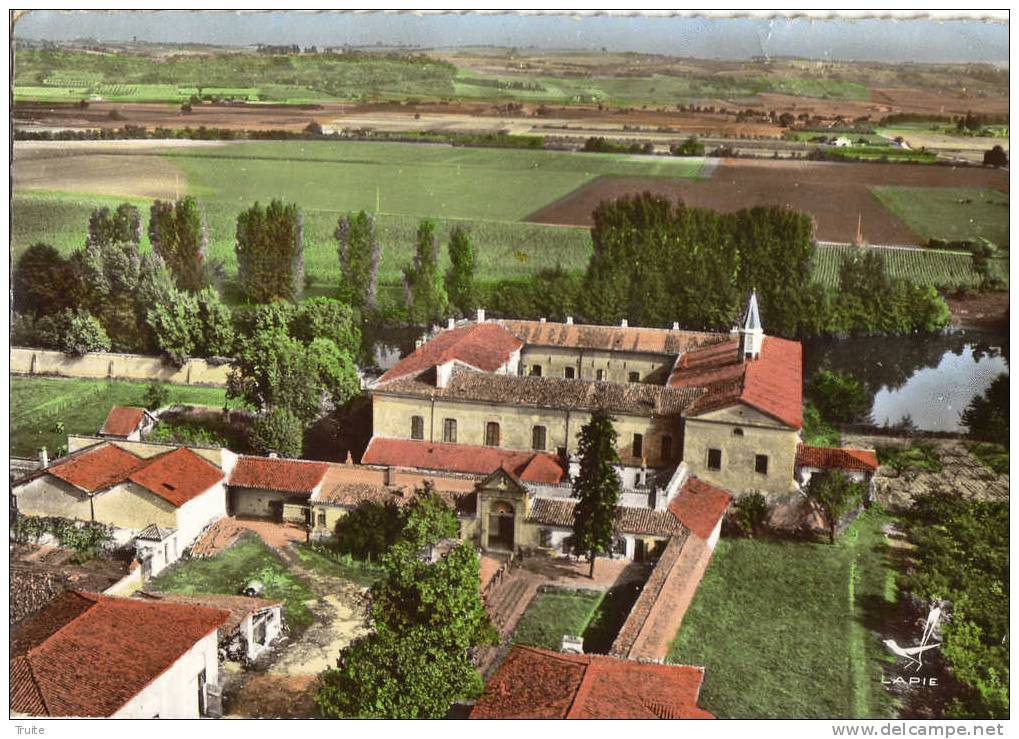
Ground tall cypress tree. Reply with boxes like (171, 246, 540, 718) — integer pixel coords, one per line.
(235, 199, 304, 303)
(572, 409, 622, 578)
(86, 203, 141, 249)
(444, 225, 476, 316)
(402, 220, 449, 324)
(149, 196, 209, 293)
(335, 210, 382, 309)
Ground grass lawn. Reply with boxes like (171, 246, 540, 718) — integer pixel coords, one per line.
(292, 543, 387, 588)
(871, 187, 1009, 249)
(512, 589, 605, 651)
(147, 533, 316, 633)
(667, 509, 900, 719)
(9, 375, 238, 457)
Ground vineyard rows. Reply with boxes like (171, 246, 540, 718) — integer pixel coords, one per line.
(812, 243, 1009, 290)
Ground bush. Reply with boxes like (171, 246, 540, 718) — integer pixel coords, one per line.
(144, 382, 171, 411)
(807, 370, 871, 424)
(334, 502, 404, 560)
(876, 443, 942, 473)
(731, 492, 768, 537)
(967, 442, 1008, 475)
(249, 406, 303, 458)
(57, 309, 112, 355)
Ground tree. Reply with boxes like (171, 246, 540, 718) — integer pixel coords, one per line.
(292, 297, 361, 356)
(402, 220, 449, 324)
(148, 196, 209, 293)
(54, 309, 112, 355)
(249, 406, 304, 458)
(398, 485, 459, 553)
(334, 501, 404, 560)
(732, 492, 768, 537)
(12, 243, 81, 315)
(235, 199, 305, 303)
(670, 136, 705, 156)
(304, 120, 324, 136)
(968, 238, 1000, 291)
(983, 144, 1008, 168)
(960, 373, 1008, 446)
(806, 469, 864, 544)
(444, 225, 476, 315)
(808, 370, 871, 424)
(87, 203, 141, 248)
(571, 410, 622, 578)
(335, 211, 382, 309)
(144, 382, 170, 411)
(195, 287, 235, 356)
(146, 288, 200, 365)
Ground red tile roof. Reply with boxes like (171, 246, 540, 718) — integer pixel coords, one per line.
(797, 444, 879, 472)
(47, 444, 147, 493)
(375, 322, 523, 385)
(100, 406, 146, 437)
(127, 447, 225, 507)
(470, 645, 713, 719)
(11, 591, 229, 717)
(497, 319, 727, 356)
(361, 437, 566, 484)
(135, 591, 282, 635)
(668, 477, 733, 541)
(229, 456, 329, 493)
(526, 497, 686, 537)
(670, 336, 803, 429)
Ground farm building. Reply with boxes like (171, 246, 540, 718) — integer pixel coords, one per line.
(11, 590, 228, 718)
(227, 456, 329, 522)
(11, 441, 228, 576)
(134, 591, 284, 663)
(469, 644, 714, 719)
(99, 405, 157, 441)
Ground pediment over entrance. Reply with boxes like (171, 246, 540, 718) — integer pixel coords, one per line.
(477, 464, 528, 496)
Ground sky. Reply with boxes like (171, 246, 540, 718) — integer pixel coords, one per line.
(13, 11, 1009, 64)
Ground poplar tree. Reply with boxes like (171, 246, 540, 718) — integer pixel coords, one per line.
(335, 210, 382, 309)
(402, 219, 449, 324)
(571, 410, 622, 578)
(86, 203, 141, 248)
(444, 225, 476, 315)
(235, 199, 304, 303)
(149, 196, 209, 293)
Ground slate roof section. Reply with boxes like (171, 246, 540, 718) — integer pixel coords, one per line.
(498, 319, 728, 356)
(526, 497, 687, 537)
(378, 367, 701, 417)
(668, 477, 733, 541)
(470, 644, 713, 719)
(47, 444, 148, 494)
(229, 456, 329, 493)
(361, 437, 566, 483)
(136, 524, 176, 542)
(127, 447, 225, 508)
(100, 406, 146, 437)
(375, 322, 523, 386)
(797, 444, 879, 472)
(669, 336, 803, 429)
(10, 591, 229, 717)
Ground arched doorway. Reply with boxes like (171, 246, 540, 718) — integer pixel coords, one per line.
(487, 500, 515, 551)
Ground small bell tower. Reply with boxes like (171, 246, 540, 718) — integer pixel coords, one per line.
(737, 290, 764, 361)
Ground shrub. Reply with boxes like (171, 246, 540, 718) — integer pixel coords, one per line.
(249, 406, 303, 458)
(57, 309, 112, 355)
(876, 443, 942, 473)
(807, 370, 871, 424)
(732, 492, 768, 537)
(144, 381, 171, 411)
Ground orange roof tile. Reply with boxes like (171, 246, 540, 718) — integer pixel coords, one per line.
(470, 645, 713, 719)
(361, 437, 566, 484)
(229, 456, 329, 493)
(100, 406, 147, 437)
(668, 477, 733, 540)
(671, 336, 803, 429)
(47, 444, 147, 493)
(797, 444, 878, 472)
(375, 322, 522, 385)
(127, 447, 224, 507)
(11, 591, 229, 717)
(497, 319, 727, 355)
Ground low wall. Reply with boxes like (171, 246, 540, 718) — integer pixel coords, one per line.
(609, 530, 715, 662)
(11, 347, 231, 387)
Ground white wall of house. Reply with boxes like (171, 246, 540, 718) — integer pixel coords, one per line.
(111, 630, 219, 719)
(174, 481, 228, 549)
(135, 534, 180, 577)
(239, 606, 284, 660)
(797, 466, 868, 488)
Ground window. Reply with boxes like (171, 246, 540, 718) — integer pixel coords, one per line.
(596, 369, 605, 381)
(628, 371, 640, 383)
(732, 428, 744, 437)
(613, 537, 627, 556)
(661, 435, 672, 461)
(632, 433, 644, 459)
(540, 528, 553, 547)
(485, 422, 501, 447)
(755, 454, 769, 475)
(564, 366, 576, 379)
(317, 511, 326, 526)
(532, 425, 547, 451)
(411, 415, 424, 440)
(443, 418, 457, 443)
(707, 448, 722, 471)
(530, 364, 542, 377)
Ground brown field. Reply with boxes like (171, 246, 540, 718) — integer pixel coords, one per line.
(12, 140, 219, 199)
(526, 158, 1009, 245)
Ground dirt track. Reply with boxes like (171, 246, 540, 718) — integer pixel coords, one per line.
(526, 158, 1010, 245)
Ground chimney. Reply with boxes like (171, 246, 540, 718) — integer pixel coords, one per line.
(38, 447, 48, 468)
(620, 318, 628, 328)
(566, 316, 573, 325)
(447, 317, 455, 330)
(476, 307, 486, 323)
(672, 321, 679, 330)
(383, 466, 393, 486)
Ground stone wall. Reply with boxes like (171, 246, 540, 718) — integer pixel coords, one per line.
(11, 347, 231, 387)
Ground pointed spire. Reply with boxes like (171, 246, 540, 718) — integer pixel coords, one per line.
(743, 290, 761, 331)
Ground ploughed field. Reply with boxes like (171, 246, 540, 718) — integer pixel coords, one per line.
(526, 158, 1009, 246)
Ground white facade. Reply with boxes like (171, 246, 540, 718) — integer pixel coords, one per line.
(111, 630, 219, 719)
(174, 481, 228, 548)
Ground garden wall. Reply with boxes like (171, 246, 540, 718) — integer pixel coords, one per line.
(11, 347, 231, 387)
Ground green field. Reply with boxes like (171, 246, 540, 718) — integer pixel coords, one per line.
(811, 243, 1008, 290)
(9, 375, 237, 457)
(668, 509, 900, 719)
(512, 589, 606, 651)
(824, 145, 939, 164)
(147, 534, 316, 633)
(871, 187, 1009, 249)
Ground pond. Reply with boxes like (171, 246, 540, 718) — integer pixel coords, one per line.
(803, 330, 1009, 432)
